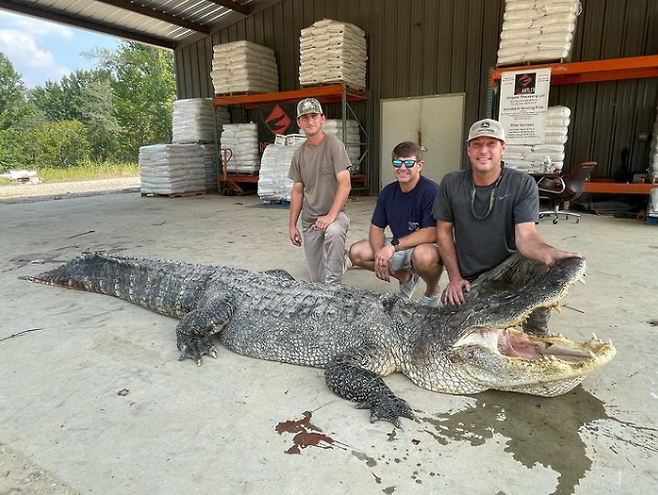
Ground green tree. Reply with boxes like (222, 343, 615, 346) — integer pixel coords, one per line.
(0, 52, 26, 130)
(28, 69, 110, 123)
(90, 42, 176, 160)
(80, 79, 120, 161)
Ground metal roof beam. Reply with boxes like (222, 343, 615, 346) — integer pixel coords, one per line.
(93, 0, 210, 34)
(206, 0, 250, 16)
(0, 0, 175, 49)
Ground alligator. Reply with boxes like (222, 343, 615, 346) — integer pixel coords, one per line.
(26, 252, 616, 426)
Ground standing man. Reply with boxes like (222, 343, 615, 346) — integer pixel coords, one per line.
(288, 98, 352, 284)
(349, 141, 442, 306)
(433, 118, 581, 333)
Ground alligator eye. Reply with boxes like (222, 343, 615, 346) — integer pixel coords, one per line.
(449, 353, 463, 364)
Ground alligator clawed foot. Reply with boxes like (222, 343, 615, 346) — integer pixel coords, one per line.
(177, 334, 218, 365)
(356, 395, 415, 427)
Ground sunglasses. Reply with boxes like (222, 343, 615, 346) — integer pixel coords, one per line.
(392, 159, 418, 168)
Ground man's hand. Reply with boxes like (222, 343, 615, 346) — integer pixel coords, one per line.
(374, 245, 395, 282)
(443, 278, 471, 305)
(289, 226, 302, 247)
(544, 249, 583, 267)
(314, 213, 337, 230)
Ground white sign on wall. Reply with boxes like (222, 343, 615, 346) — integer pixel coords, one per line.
(499, 68, 551, 144)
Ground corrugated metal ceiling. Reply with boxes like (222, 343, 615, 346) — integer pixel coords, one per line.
(0, 0, 263, 49)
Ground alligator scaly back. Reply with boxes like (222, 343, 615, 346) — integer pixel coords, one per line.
(26, 253, 616, 426)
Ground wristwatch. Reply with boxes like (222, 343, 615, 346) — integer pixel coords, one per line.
(391, 238, 400, 252)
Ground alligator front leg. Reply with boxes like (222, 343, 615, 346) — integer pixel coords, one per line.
(176, 294, 234, 366)
(325, 348, 414, 427)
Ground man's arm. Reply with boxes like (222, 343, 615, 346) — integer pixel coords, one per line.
(314, 169, 351, 230)
(436, 220, 470, 305)
(288, 182, 304, 246)
(515, 222, 582, 266)
(368, 224, 392, 281)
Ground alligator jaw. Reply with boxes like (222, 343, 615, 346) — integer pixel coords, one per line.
(450, 327, 617, 396)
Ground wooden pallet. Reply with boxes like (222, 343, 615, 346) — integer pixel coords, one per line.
(141, 190, 206, 198)
(495, 58, 566, 69)
(300, 81, 366, 92)
(214, 90, 265, 97)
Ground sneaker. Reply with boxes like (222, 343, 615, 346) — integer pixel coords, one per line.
(399, 272, 420, 299)
(419, 294, 440, 307)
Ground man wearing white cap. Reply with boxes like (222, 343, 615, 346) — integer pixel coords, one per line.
(433, 118, 580, 334)
(288, 98, 352, 284)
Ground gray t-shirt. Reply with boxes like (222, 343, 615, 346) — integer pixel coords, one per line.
(288, 133, 351, 229)
(433, 167, 539, 281)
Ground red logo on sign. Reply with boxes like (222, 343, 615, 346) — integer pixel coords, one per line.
(265, 105, 292, 135)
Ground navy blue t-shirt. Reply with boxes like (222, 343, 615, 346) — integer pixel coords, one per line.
(372, 175, 439, 238)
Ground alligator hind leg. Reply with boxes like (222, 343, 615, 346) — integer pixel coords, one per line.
(325, 347, 413, 427)
(176, 294, 234, 366)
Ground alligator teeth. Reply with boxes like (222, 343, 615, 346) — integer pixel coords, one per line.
(592, 333, 598, 340)
(588, 351, 596, 359)
(579, 278, 587, 285)
(554, 303, 562, 313)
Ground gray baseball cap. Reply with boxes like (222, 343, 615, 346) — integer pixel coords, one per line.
(467, 119, 506, 143)
(297, 98, 323, 118)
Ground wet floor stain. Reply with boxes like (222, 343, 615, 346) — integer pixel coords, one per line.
(275, 410, 348, 454)
(417, 386, 658, 495)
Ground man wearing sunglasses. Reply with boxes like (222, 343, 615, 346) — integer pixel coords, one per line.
(348, 141, 442, 306)
(288, 98, 352, 284)
(433, 118, 580, 334)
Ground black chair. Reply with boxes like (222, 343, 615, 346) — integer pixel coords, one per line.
(537, 161, 597, 224)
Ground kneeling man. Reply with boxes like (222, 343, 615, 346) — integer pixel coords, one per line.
(348, 141, 442, 305)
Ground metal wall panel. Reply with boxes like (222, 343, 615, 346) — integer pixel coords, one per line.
(176, 0, 658, 192)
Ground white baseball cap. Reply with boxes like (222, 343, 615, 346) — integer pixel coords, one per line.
(467, 119, 506, 143)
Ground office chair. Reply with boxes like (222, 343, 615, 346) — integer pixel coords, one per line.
(537, 161, 597, 224)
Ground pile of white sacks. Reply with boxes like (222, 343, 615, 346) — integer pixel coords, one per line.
(258, 140, 306, 203)
(299, 19, 367, 89)
(173, 98, 217, 143)
(649, 108, 658, 183)
(300, 119, 362, 172)
(139, 144, 208, 195)
(220, 123, 260, 173)
(504, 106, 571, 173)
(497, 0, 582, 66)
(211, 41, 279, 94)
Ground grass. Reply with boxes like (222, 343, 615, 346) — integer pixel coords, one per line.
(0, 162, 138, 185)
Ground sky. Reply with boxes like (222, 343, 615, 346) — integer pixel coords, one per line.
(0, 9, 121, 89)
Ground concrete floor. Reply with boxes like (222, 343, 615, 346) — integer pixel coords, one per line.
(1, 191, 657, 495)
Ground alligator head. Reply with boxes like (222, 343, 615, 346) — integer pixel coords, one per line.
(412, 257, 616, 397)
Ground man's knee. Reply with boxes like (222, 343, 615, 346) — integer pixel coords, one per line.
(349, 240, 372, 267)
(325, 221, 347, 240)
(411, 244, 441, 273)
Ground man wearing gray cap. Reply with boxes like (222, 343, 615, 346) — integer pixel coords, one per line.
(288, 98, 352, 284)
(433, 118, 580, 334)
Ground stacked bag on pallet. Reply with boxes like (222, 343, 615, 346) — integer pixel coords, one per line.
(139, 144, 207, 195)
(220, 123, 260, 173)
(497, 0, 582, 66)
(172, 98, 218, 143)
(504, 106, 571, 173)
(648, 106, 658, 183)
(299, 19, 367, 89)
(258, 140, 305, 203)
(211, 41, 279, 95)
(199, 144, 218, 191)
(299, 119, 362, 173)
